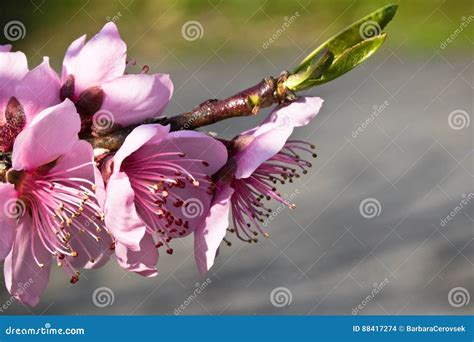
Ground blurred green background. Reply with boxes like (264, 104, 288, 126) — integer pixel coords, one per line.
(1, 0, 472, 69)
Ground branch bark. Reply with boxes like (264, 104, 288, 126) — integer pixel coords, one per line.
(90, 73, 294, 151)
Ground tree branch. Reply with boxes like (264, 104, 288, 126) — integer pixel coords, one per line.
(89, 72, 294, 151)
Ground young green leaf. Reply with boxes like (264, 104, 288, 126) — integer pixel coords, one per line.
(284, 48, 334, 91)
(287, 3, 397, 90)
(312, 33, 387, 85)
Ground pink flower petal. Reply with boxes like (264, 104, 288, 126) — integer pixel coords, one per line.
(234, 124, 292, 180)
(113, 124, 170, 173)
(104, 172, 146, 251)
(265, 96, 323, 127)
(61, 35, 86, 82)
(235, 97, 323, 179)
(4, 215, 51, 307)
(115, 235, 158, 277)
(194, 183, 234, 275)
(0, 183, 18, 260)
(48, 139, 107, 208)
(0, 50, 28, 111)
(0, 45, 12, 52)
(101, 73, 173, 126)
(69, 223, 113, 270)
(15, 57, 61, 123)
(166, 130, 228, 175)
(48, 140, 93, 178)
(12, 99, 80, 171)
(62, 22, 126, 95)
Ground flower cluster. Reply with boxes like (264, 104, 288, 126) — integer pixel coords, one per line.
(0, 23, 323, 306)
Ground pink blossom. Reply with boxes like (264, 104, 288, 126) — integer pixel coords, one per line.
(0, 45, 12, 53)
(194, 97, 323, 274)
(60, 23, 173, 133)
(0, 46, 60, 151)
(0, 99, 112, 306)
(103, 125, 227, 276)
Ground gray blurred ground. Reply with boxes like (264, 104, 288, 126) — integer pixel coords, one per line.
(0, 3, 472, 316)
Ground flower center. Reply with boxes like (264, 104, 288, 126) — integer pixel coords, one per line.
(9, 161, 106, 283)
(123, 150, 215, 253)
(230, 140, 316, 242)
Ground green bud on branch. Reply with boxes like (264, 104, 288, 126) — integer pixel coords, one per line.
(285, 4, 398, 91)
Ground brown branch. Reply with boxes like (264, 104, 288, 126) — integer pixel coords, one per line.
(163, 77, 278, 130)
(89, 72, 295, 151)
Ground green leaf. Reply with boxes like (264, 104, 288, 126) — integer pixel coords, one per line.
(313, 33, 387, 86)
(286, 4, 397, 91)
(293, 4, 397, 74)
(284, 48, 334, 91)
